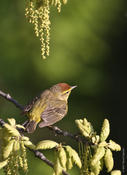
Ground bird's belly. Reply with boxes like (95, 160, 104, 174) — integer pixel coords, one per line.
(29, 104, 46, 123)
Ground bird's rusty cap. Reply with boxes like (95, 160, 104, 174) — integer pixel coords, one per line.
(58, 83, 77, 92)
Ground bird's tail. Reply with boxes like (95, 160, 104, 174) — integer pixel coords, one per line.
(23, 120, 37, 133)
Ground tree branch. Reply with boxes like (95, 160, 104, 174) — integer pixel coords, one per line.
(47, 126, 91, 145)
(0, 89, 91, 145)
(0, 118, 69, 175)
(30, 149, 69, 175)
(0, 118, 5, 127)
(0, 90, 24, 110)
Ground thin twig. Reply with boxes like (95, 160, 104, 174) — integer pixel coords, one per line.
(0, 118, 69, 175)
(47, 126, 91, 145)
(0, 118, 5, 127)
(30, 149, 69, 175)
(0, 90, 24, 110)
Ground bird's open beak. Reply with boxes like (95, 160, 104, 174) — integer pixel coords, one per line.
(70, 85, 77, 90)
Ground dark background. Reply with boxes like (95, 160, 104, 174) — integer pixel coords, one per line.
(0, 0, 127, 174)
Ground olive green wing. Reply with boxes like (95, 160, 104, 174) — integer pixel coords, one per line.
(39, 101, 67, 128)
(23, 96, 39, 114)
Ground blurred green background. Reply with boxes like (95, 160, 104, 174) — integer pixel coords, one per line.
(0, 0, 127, 174)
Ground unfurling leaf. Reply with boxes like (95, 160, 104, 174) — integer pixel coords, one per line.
(0, 118, 29, 174)
(98, 141, 107, 147)
(63, 0, 67, 4)
(13, 140, 20, 152)
(111, 170, 121, 175)
(90, 160, 102, 175)
(75, 119, 89, 137)
(54, 158, 63, 175)
(8, 118, 16, 126)
(89, 173, 96, 175)
(100, 119, 110, 142)
(83, 118, 93, 134)
(91, 147, 105, 166)
(24, 140, 36, 149)
(16, 124, 25, 130)
(104, 148, 114, 172)
(0, 160, 8, 169)
(108, 140, 121, 151)
(1, 128, 11, 142)
(4, 123, 20, 137)
(58, 147, 67, 169)
(92, 135, 100, 144)
(3, 140, 14, 159)
(65, 145, 82, 168)
(75, 118, 93, 138)
(36, 140, 59, 150)
(21, 136, 29, 141)
(67, 157, 73, 170)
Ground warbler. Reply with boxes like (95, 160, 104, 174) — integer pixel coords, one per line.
(23, 83, 77, 133)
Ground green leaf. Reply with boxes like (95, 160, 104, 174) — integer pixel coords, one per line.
(67, 157, 73, 170)
(75, 119, 89, 137)
(3, 140, 14, 159)
(24, 140, 36, 149)
(0, 160, 8, 169)
(13, 140, 20, 152)
(89, 173, 96, 175)
(91, 147, 105, 166)
(90, 160, 102, 175)
(92, 135, 100, 144)
(54, 158, 63, 175)
(4, 124, 20, 137)
(104, 148, 114, 172)
(7, 118, 16, 126)
(111, 170, 121, 175)
(16, 124, 25, 130)
(65, 145, 82, 168)
(36, 140, 59, 150)
(21, 136, 29, 141)
(75, 118, 93, 138)
(63, 0, 67, 4)
(100, 119, 110, 142)
(58, 147, 67, 169)
(83, 118, 93, 134)
(108, 140, 121, 151)
(0, 128, 11, 141)
(98, 141, 107, 147)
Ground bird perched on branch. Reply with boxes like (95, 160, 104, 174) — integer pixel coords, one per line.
(23, 83, 77, 133)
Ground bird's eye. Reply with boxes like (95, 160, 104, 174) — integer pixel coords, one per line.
(63, 91, 70, 96)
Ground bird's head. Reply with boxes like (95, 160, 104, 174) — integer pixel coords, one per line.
(50, 83, 77, 101)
